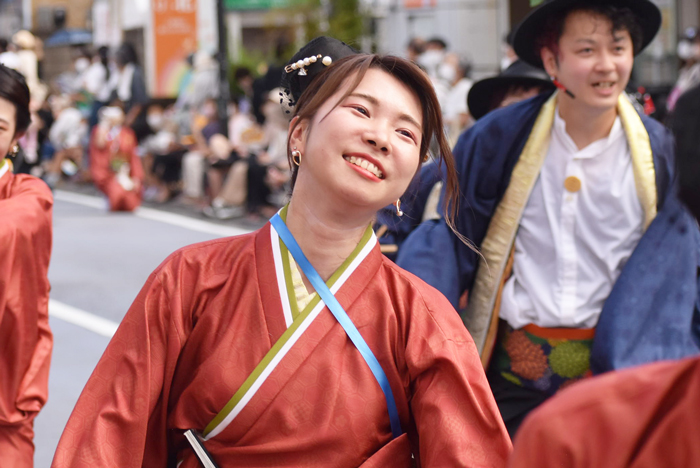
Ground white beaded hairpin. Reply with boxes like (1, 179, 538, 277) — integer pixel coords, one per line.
(284, 54, 333, 76)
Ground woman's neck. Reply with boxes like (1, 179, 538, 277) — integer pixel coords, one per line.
(558, 96, 618, 150)
(285, 196, 371, 286)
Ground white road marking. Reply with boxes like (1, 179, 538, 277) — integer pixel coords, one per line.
(54, 190, 253, 237)
(54, 190, 105, 209)
(49, 299, 119, 338)
(50, 191, 255, 336)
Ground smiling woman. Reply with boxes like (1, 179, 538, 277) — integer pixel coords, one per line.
(52, 38, 511, 468)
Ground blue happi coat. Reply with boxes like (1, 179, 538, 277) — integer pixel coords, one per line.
(397, 91, 700, 373)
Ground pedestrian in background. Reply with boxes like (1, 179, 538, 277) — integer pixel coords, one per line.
(89, 104, 144, 211)
(667, 27, 700, 113)
(84, 46, 113, 130)
(12, 30, 39, 97)
(0, 64, 53, 468)
(0, 38, 20, 70)
(113, 43, 148, 130)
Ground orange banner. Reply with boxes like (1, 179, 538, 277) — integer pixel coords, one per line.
(153, 0, 198, 97)
(404, 0, 436, 8)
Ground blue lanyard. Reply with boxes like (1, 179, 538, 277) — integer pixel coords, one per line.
(270, 214, 403, 438)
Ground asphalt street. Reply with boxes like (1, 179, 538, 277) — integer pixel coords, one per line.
(33, 190, 254, 467)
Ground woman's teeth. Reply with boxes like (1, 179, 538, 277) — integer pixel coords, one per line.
(344, 156, 384, 179)
(593, 82, 615, 88)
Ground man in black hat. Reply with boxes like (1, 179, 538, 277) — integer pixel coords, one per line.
(397, 0, 700, 436)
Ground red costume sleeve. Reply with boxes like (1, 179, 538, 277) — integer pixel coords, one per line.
(509, 357, 700, 468)
(398, 268, 512, 467)
(51, 253, 190, 467)
(0, 173, 53, 425)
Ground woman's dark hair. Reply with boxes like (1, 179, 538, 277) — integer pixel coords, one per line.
(286, 54, 462, 234)
(78, 47, 92, 60)
(536, 5, 643, 59)
(0, 65, 31, 136)
(115, 43, 138, 67)
(98, 46, 110, 81)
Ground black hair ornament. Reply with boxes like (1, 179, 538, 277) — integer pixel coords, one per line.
(278, 36, 358, 115)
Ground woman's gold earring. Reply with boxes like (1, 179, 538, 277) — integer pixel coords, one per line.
(292, 148, 302, 166)
(9, 144, 19, 157)
(395, 199, 403, 217)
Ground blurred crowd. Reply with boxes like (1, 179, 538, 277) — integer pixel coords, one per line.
(1, 27, 695, 222)
(406, 37, 474, 145)
(0, 31, 481, 222)
(0, 30, 293, 221)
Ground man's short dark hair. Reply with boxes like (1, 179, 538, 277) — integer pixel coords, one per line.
(234, 67, 252, 81)
(426, 37, 448, 50)
(536, 5, 643, 59)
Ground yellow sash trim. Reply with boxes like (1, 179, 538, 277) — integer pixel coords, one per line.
(462, 92, 658, 364)
(618, 94, 657, 229)
(461, 93, 558, 362)
(0, 158, 11, 179)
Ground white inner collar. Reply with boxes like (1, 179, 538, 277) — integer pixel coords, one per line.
(553, 107, 624, 159)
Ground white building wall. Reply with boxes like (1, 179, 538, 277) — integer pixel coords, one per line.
(93, 0, 218, 95)
(677, 0, 698, 32)
(373, 0, 507, 79)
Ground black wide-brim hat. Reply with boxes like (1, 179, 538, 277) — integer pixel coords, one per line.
(513, 0, 661, 68)
(467, 59, 556, 120)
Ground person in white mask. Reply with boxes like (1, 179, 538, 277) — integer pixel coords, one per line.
(667, 27, 700, 112)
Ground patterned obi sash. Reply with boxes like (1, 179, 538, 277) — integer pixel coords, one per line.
(491, 321, 595, 395)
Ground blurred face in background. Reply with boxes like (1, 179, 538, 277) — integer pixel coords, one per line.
(74, 57, 90, 74)
(146, 105, 164, 131)
(201, 99, 218, 120)
(262, 92, 287, 128)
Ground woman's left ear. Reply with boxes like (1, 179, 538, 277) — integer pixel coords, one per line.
(288, 116, 307, 154)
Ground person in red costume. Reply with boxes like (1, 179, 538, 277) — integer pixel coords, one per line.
(52, 38, 511, 467)
(89, 104, 144, 211)
(0, 64, 53, 467)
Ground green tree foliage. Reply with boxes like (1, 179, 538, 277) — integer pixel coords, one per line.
(296, 0, 366, 46)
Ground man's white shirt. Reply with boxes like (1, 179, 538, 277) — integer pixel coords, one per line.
(499, 108, 645, 329)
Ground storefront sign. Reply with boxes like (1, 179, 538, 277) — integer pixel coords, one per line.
(153, 0, 198, 97)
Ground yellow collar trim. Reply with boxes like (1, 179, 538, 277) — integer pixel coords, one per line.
(0, 158, 11, 180)
(288, 250, 316, 313)
(278, 204, 375, 321)
(462, 92, 558, 360)
(617, 94, 657, 229)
